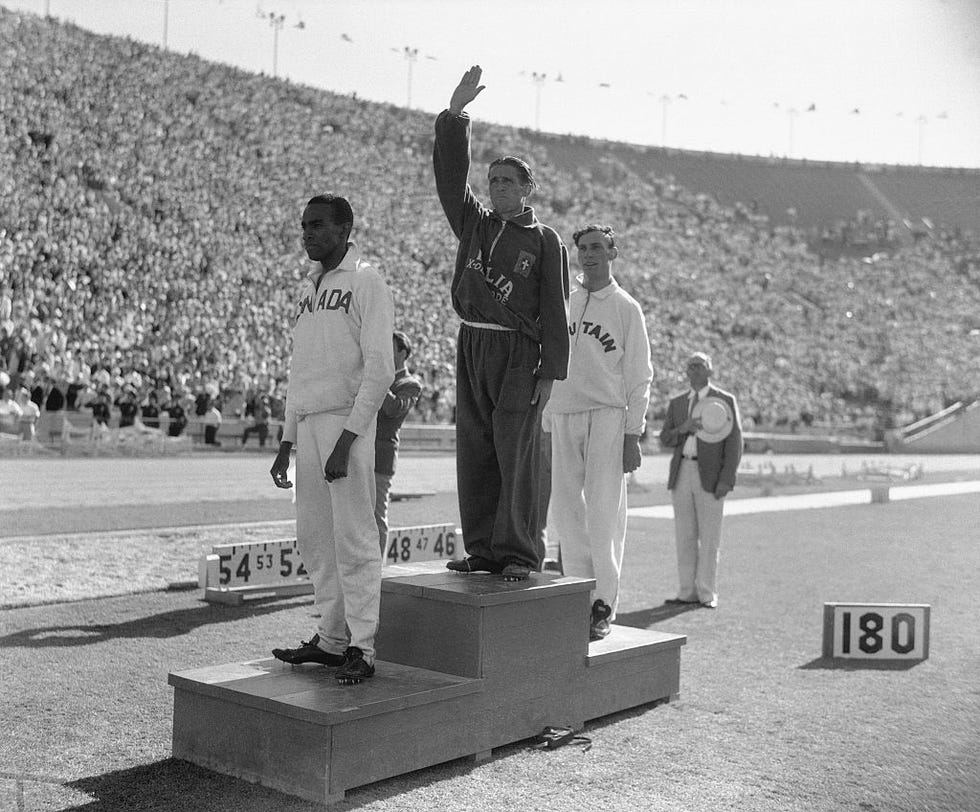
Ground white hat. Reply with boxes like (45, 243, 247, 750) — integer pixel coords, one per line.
(693, 396, 734, 443)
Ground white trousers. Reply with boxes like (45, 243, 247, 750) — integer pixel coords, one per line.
(549, 408, 627, 618)
(671, 458, 724, 605)
(295, 412, 381, 663)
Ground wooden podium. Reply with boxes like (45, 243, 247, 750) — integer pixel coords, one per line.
(169, 564, 686, 805)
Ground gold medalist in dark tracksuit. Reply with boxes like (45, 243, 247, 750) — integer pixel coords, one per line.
(433, 109, 570, 572)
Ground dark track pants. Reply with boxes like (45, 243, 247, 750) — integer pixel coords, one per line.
(455, 324, 546, 570)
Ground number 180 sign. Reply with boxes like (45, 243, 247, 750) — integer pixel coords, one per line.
(823, 603, 930, 661)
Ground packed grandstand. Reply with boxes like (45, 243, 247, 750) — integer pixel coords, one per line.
(2, 7, 979, 445)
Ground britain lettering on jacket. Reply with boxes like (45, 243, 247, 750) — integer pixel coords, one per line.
(296, 287, 353, 322)
(569, 320, 617, 353)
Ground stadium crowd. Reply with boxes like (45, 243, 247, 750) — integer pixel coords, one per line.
(2, 8, 979, 447)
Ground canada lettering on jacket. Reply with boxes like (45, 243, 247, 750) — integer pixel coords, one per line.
(569, 320, 617, 353)
(296, 287, 353, 320)
(465, 256, 513, 303)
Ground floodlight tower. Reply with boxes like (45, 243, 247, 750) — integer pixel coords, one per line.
(531, 72, 547, 131)
(659, 94, 671, 146)
(787, 108, 798, 157)
(404, 47, 419, 108)
(916, 115, 927, 165)
(269, 13, 286, 78)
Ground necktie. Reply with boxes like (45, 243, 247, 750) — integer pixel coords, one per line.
(689, 391, 699, 418)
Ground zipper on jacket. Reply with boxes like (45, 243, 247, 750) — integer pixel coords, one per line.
(486, 221, 507, 270)
(574, 288, 592, 349)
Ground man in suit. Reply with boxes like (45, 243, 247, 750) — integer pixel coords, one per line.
(659, 351, 742, 609)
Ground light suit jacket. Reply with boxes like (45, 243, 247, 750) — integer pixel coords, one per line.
(660, 384, 742, 493)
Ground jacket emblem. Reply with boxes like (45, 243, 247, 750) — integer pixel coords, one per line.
(513, 250, 535, 278)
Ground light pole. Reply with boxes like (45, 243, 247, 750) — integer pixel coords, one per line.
(403, 47, 419, 108)
(659, 94, 671, 146)
(531, 72, 546, 131)
(916, 115, 927, 165)
(269, 13, 286, 78)
(787, 107, 798, 157)
(162, 0, 169, 50)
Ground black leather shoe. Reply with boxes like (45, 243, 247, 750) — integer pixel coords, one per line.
(446, 556, 502, 574)
(336, 646, 375, 684)
(589, 599, 612, 641)
(272, 634, 347, 666)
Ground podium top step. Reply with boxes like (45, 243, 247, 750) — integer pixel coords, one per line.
(382, 564, 595, 606)
(169, 658, 483, 726)
(586, 624, 687, 666)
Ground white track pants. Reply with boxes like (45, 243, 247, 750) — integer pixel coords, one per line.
(671, 458, 724, 605)
(295, 412, 381, 663)
(549, 408, 627, 618)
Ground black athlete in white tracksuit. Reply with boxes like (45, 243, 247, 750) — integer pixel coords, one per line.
(433, 109, 570, 571)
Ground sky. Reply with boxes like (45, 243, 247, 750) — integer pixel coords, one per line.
(5, 0, 980, 167)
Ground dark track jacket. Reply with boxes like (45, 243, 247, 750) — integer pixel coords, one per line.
(433, 110, 570, 381)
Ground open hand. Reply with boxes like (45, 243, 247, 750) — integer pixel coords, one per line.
(450, 65, 485, 114)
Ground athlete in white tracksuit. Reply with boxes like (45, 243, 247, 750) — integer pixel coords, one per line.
(271, 195, 394, 675)
(543, 225, 652, 631)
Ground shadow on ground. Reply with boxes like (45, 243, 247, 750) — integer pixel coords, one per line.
(616, 602, 703, 627)
(0, 596, 308, 649)
(798, 656, 922, 671)
(61, 759, 322, 811)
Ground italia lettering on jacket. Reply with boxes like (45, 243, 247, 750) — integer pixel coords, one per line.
(464, 254, 514, 304)
(569, 320, 617, 353)
(296, 287, 353, 321)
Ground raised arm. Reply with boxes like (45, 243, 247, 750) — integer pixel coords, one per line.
(433, 66, 487, 238)
(449, 65, 485, 115)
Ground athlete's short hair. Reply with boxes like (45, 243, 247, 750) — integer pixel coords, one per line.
(306, 194, 354, 229)
(572, 224, 616, 249)
(393, 331, 412, 358)
(488, 156, 536, 189)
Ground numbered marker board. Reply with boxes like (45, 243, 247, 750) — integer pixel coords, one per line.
(823, 603, 930, 661)
(201, 538, 313, 605)
(384, 523, 460, 567)
(200, 524, 462, 604)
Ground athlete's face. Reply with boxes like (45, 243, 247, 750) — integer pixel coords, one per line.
(301, 203, 349, 264)
(487, 164, 530, 216)
(576, 230, 617, 282)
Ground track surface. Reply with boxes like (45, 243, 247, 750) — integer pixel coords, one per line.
(4, 449, 980, 537)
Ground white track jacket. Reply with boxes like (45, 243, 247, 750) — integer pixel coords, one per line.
(283, 244, 394, 443)
(544, 276, 652, 436)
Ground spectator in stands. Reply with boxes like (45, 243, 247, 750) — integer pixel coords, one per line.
(375, 330, 423, 554)
(17, 387, 40, 442)
(242, 392, 272, 447)
(433, 65, 570, 581)
(0, 385, 22, 435)
(89, 385, 112, 428)
(166, 391, 188, 437)
(115, 386, 139, 429)
(202, 396, 223, 446)
(141, 390, 161, 429)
